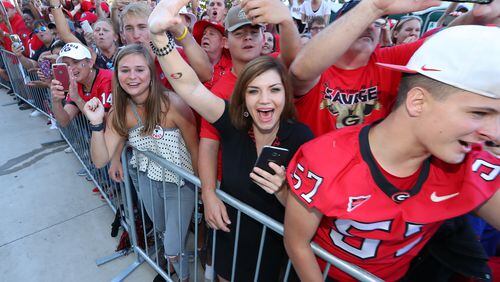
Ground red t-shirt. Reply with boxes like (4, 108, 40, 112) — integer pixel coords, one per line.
(203, 53, 232, 90)
(286, 123, 499, 281)
(295, 40, 425, 137)
(66, 68, 113, 110)
(28, 35, 44, 57)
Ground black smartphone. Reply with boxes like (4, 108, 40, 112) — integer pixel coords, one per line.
(254, 146, 290, 175)
(441, 0, 492, 4)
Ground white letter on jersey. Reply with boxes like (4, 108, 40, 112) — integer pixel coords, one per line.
(330, 219, 391, 259)
(292, 163, 305, 190)
(300, 171, 323, 203)
(472, 159, 499, 181)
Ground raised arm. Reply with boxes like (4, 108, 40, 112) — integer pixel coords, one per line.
(49, 0, 82, 44)
(448, 0, 500, 27)
(170, 23, 213, 83)
(241, 0, 301, 68)
(83, 98, 125, 168)
(289, 0, 440, 96)
(148, 0, 225, 124)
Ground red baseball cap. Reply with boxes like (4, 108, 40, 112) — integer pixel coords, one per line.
(2, 1, 14, 9)
(193, 20, 225, 44)
(79, 11, 98, 24)
(80, 0, 95, 12)
(100, 2, 110, 13)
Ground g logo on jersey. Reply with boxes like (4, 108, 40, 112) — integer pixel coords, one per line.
(320, 84, 381, 129)
(391, 192, 411, 203)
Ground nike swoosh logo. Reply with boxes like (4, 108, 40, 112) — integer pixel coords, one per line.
(421, 65, 441, 72)
(430, 192, 459, 202)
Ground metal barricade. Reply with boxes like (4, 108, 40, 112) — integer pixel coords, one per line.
(0, 47, 381, 282)
(0, 49, 138, 279)
(122, 145, 382, 282)
(0, 49, 53, 117)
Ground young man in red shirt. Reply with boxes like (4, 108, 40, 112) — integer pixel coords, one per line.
(198, 0, 302, 233)
(284, 23, 499, 281)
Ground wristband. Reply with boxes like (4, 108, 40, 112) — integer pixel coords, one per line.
(175, 26, 189, 41)
(89, 122, 104, 132)
(150, 32, 175, 57)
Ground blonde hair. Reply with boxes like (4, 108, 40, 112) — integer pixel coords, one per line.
(119, 2, 151, 33)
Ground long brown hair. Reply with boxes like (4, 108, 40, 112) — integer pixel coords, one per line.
(229, 56, 295, 130)
(111, 44, 169, 137)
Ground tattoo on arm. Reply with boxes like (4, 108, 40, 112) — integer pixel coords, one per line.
(170, 72, 183, 79)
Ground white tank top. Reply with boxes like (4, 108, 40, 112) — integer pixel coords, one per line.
(128, 102, 193, 185)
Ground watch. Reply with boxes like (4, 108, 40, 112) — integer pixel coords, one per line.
(89, 122, 104, 132)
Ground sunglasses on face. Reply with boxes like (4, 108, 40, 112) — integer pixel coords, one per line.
(34, 26, 47, 33)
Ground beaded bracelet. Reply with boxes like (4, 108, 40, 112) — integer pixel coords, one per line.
(149, 33, 175, 57)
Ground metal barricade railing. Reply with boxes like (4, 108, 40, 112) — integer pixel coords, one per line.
(0, 48, 139, 280)
(122, 145, 383, 282)
(0, 49, 53, 117)
(0, 47, 381, 282)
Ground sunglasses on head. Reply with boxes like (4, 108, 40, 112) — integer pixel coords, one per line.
(34, 26, 48, 33)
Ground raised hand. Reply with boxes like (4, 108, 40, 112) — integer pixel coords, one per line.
(50, 79, 66, 102)
(241, 0, 292, 26)
(369, 0, 440, 17)
(471, 0, 500, 25)
(250, 162, 286, 194)
(83, 97, 105, 125)
(148, 0, 190, 35)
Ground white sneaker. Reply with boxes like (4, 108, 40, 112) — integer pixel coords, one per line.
(204, 264, 214, 280)
(30, 110, 41, 117)
(49, 118, 58, 129)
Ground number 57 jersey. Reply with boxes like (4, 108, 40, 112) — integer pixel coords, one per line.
(286, 124, 499, 281)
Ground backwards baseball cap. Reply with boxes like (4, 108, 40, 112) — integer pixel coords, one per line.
(57, 42, 92, 62)
(225, 5, 263, 32)
(193, 20, 225, 44)
(377, 25, 500, 99)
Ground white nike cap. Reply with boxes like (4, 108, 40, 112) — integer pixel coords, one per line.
(377, 25, 500, 99)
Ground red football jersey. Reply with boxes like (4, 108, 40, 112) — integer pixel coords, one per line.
(295, 40, 424, 137)
(66, 69, 113, 109)
(287, 124, 499, 281)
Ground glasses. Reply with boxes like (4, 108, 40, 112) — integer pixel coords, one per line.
(34, 26, 48, 33)
(372, 18, 387, 28)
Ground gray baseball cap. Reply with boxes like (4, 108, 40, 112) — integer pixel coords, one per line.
(224, 5, 263, 32)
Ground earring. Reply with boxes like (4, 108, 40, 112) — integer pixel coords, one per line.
(243, 111, 249, 118)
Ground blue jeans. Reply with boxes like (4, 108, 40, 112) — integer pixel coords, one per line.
(131, 168, 195, 280)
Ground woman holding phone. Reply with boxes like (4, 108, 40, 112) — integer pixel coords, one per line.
(83, 44, 199, 282)
(132, 1, 313, 280)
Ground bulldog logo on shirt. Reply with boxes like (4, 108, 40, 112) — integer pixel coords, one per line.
(320, 84, 381, 129)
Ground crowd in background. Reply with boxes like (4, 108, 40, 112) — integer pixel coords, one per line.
(0, 0, 499, 281)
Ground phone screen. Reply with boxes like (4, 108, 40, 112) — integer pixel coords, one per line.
(52, 64, 70, 91)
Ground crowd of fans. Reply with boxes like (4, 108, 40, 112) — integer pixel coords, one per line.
(1, 0, 499, 281)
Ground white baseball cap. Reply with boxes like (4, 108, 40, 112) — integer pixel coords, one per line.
(377, 25, 500, 99)
(57, 42, 92, 63)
